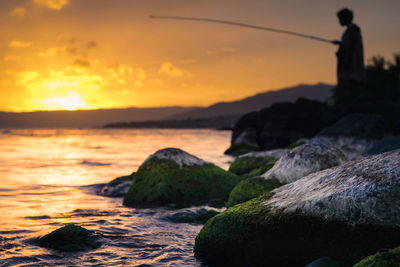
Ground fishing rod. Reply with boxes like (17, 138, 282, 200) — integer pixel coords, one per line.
(149, 15, 335, 44)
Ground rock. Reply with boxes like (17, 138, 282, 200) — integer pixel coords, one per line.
(309, 136, 374, 160)
(368, 136, 400, 155)
(163, 208, 220, 224)
(225, 98, 343, 155)
(123, 148, 241, 208)
(226, 177, 282, 207)
(262, 143, 348, 184)
(99, 172, 135, 197)
(194, 150, 400, 266)
(305, 257, 340, 267)
(353, 246, 400, 267)
(287, 139, 308, 149)
(318, 113, 386, 139)
(228, 153, 277, 177)
(240, 149, 290, 159)
(38, 224, 101, 252)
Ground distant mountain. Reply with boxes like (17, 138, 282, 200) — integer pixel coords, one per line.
(0, 83, 334, 128)
(0, 106, 199, 128)
(169, 83, 333, 120)
(104, 115, 240, 130)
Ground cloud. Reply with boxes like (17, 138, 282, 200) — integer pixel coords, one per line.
(159, 62, 184, 77)
(33, 0, 70, 10)
(73, 58, 91, 68)
(57, 34, 76, 44)
(87, 41, 97, 49)
(9, 6, 27, 19)
(19, 71, 40, 84)
(10, 40, 33, 48)
(108, 64, 146, 87)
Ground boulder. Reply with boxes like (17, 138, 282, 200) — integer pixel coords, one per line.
(353, 246, 400, 267)
(309, 136, 374, 160)
(318, 113, 386, 139)
(99, 172, 135, 197)
(240, 149, 290, 159)
(262, 143, 348, 184)
(38, 224, 100, 252)
(163, 208, 220, 224)
(228, 153, 278, 177)
(194, 150, 400, 266)
(123, 148, 241, 208)
(225, 98, 342, 155)
(368, 136, 400, 155)
(227, 177, 282, 207)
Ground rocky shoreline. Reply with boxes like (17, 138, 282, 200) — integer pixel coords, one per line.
(34, 94, 400, 266)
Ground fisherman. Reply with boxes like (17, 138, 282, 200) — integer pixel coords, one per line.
(332, 8, 365, 103)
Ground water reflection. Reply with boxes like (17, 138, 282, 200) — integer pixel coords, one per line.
(0, 129, 231, 266)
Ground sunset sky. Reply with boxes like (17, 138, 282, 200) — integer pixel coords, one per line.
(0, 0, 399, 112)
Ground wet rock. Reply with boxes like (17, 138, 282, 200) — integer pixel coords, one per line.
(309, 136, 374, 160)
(240, 149, 290, 160)
(353, 246, 400, 267)
(318, 113, 386, 139)
(123, 148, 241, 208)
(228, 153, 277, 177)
(38, 224, 101, 252)
(194, 150, 400, 266)
(305, 257, 340, 267)
(367, 136, 400, 155)
(163, 208, 220, 224)
(100, 172, 135, 197)
(227, 177, 282, 207)
(225, 98, 342, 155)
(262, 143, 347, 184)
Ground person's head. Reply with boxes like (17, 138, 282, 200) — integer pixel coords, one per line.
(337, 8, 353, 26)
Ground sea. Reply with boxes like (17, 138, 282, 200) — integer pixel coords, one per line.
(0, 129, 233, 266)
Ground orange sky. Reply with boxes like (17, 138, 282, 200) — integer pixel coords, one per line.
(0, 0, 399, 112)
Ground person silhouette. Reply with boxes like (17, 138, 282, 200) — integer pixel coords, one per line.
(332, 8, 365, 103)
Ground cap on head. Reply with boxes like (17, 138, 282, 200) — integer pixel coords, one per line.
(337, 8, 354, 25)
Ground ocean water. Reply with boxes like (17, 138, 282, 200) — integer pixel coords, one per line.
(0, 129, 233, 266)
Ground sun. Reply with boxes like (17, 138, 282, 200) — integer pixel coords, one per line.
(43, 90, 89, 111)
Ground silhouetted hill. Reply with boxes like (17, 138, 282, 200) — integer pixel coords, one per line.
(0, 107, 199, 128)
(0, 83, 333, 128)
(169, 83, 333, 120)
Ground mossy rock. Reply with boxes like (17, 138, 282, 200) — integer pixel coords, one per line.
(228, 156, 277, 176)
(123, 148, 242, 208)
(100, 172, 135, 197)
(227, 177, 283, 207)
(108, 172, 135, 186)
(194, 196, 400, 266)
(354, 246, 400, 267)
(288, 140, 306, 149)
(224, 144, 257, 156)
(38, 224, 100, 252)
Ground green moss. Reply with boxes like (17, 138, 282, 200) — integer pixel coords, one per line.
(354, 246, 400, 267)
(194, 196, 400, 266)
(123, 158, 242, 208)
(38, 224, 99, 252)
(228, 156, 277, 176)
(227, 177, 283, 207)
(108, 172, 135, 186)
(224, 144, 258, 156)
(288, 141, 306, 149)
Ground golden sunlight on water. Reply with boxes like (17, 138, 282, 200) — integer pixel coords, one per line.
(0, 129, 232, 266)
